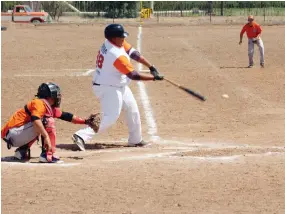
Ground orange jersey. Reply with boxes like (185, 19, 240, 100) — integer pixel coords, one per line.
(1, 99, 47, 138)
(240, 22, 262, 39)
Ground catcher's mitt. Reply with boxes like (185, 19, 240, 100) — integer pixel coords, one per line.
(85, 113, 101, 133)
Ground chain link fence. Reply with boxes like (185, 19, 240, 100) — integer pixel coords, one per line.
(147, 1, 285, 16)
(148, 1, 285, 25)
(2, 1, 285, 25)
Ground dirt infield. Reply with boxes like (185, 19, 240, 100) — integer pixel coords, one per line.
(1, 22, 285, 214)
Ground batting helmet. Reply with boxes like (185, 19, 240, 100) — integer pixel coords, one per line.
(104, 24, 129, 40)
(36, 82, 61, 107)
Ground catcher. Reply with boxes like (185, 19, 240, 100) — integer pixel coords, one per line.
(1, 82, 100, 163)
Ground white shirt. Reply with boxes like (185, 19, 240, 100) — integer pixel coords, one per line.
(93, 39, 135, 87)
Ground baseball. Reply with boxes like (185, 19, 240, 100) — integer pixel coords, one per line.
(222, 94, 229, 99)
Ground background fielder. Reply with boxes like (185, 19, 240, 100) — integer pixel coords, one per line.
(72, 24, 163, 151)
(239, 15, 265, 68)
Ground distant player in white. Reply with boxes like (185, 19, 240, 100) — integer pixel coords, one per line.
(72, 24, 164, 151)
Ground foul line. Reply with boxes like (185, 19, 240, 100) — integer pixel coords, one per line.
(13, 69, 147, 78)
(14, 69, 95, 77)
(137, 26, 159, 141)
(83, 69, 95, 76)
(1, 162, 80, 167)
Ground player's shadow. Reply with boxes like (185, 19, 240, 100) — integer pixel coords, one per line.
(220, 66, 249, 69)
(56, 143, 129, 151)
(1, 156, 38, 163)
(1, 155, 84, 162)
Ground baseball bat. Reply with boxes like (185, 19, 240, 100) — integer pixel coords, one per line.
(164, 77, 206, 102)
(139, 70, 206, 101)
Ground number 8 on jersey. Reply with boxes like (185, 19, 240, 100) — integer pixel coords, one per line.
(96, 51, 104, 69)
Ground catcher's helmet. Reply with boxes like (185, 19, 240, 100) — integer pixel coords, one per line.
(104, 24, 129, 40)
(36, 82, 61, 107)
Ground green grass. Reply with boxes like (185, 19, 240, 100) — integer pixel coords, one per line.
(154, 7, 285, 17)
(213, 7, 285, 16)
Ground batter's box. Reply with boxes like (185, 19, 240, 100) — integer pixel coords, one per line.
(172, 147, 285, 158)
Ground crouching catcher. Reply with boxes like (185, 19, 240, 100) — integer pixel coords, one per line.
(1, 82, 100, 163)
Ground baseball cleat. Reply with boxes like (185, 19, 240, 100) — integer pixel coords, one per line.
(39, 152, 63, 163)
(14, 146, 31, 161)
(72, 134, 86, 151)
(247, 64, 253, 68)
(128, 140, 150, 147)
(260, 63, 264, 68)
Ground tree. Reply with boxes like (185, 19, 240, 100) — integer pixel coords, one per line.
(41, 1, 66, 21)
(1, 1, 21, 12)
(104, 1, 138, 18)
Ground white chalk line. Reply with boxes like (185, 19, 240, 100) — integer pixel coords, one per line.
(23, 68, 91, 72)
(106, 151, 179, 162)
(1, 162, 80, 167)
(172, 151, 285, 161)
(107, 150, 285, 162)
(137, 25, 159, 141)
(14, 70, 95, 77)
(13, 69, 147, 77)
(3, 139, 285, 165)
(83, 69, 95, 76)
(102, 139, 285, 162)
(14, 73, 86, 77)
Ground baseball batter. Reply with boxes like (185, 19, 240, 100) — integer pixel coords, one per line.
(72, 24, 164, 151)
(239, 15, 265, 68)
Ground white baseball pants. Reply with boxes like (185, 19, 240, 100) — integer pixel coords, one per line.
(248, 38, 265, 65)
(75, 85, 142, 145)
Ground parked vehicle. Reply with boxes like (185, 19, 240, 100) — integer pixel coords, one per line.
(1, 5, 50, 23)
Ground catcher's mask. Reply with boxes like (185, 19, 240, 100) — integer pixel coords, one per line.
(104, 24, 129, 40)
(36, 82, 61, 107)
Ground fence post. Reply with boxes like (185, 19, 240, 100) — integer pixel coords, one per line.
(150, 1, 154, 12)
(157, 12, 159, 23)
(263, 7, 265, 22)
(208, 1, 213, 23)
(112, 4, 115, 23)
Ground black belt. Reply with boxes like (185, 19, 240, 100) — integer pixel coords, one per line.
(92, 82, 100, 86)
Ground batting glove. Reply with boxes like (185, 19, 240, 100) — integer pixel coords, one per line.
(149, 65, 159, 76)
(149, 66, 164, 81)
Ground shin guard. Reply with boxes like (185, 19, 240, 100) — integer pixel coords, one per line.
(44, 117, 56, 162)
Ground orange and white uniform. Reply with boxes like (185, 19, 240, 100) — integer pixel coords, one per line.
(240, 21, 264, 66)
(74, 39, 142, 145)
(1, 98, 67, 150)
(1, 99, 46, 139)
(93, 40, 136, 87)
(2, 98, 85, 161)
(2, 99, 60, 162)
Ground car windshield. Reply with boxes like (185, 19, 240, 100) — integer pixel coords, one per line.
(24, 6, 32, 12)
